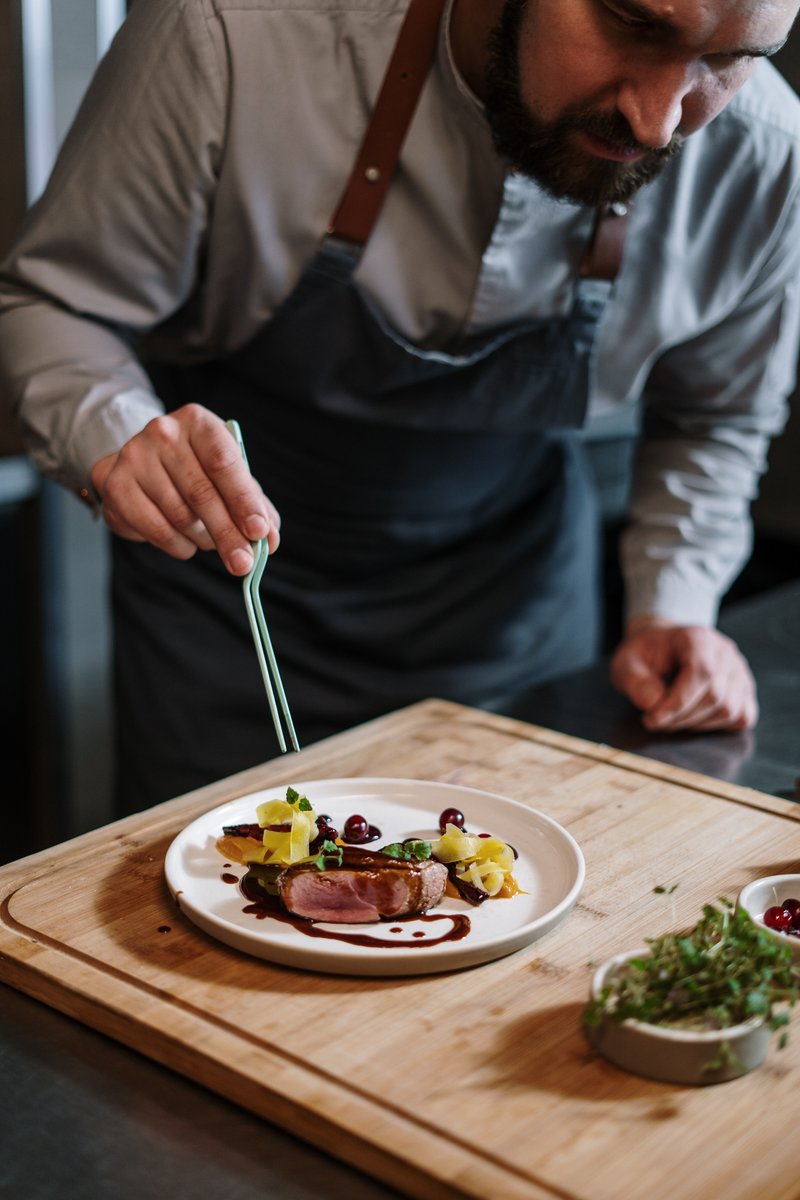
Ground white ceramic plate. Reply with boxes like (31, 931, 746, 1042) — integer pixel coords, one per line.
(164, 777, 584, 976)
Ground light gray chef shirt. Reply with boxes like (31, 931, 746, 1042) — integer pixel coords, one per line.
(1, 0, 800, 627)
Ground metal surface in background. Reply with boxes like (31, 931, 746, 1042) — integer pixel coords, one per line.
(497, 580, 800, 805)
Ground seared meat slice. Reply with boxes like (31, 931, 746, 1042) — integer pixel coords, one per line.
(278, 847, 448, 923)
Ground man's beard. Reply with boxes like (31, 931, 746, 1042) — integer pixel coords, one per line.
(483, 0, 683, 206)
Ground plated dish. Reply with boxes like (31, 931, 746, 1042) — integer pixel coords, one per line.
(164, 777, 585, 976)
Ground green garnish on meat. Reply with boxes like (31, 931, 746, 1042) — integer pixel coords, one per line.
(313, 840, 344, 871)
(380, 840, 432, 861)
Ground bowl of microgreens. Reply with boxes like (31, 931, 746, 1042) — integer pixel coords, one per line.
(583, 898, 800, 1085)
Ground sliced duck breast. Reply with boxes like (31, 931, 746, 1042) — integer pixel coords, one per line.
(278, 846, 448, 923)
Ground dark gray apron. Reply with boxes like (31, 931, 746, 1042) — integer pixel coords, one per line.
(112, 0, 623, 811)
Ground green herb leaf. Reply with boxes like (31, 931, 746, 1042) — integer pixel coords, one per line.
(314, 840, 343, 871)
(653, 883, 679, 894)
(284, 786, 312, 811)
(246, 862, 283, 896)
(381, 840, 432, 861)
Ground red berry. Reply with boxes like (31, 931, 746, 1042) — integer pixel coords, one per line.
(783, 897, 800, 928)
(439, 807, 465, 834)
(315, 815, 338, 840)
(764, 905, 793, 932)
(343, 814, 369, 843)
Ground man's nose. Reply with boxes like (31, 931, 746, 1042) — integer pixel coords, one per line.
(615, 63, 693, 148)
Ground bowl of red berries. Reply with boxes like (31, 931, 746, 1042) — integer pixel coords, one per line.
(737, 875, 800, 959)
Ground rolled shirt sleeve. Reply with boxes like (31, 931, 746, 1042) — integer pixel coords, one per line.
(621, 184, 800, 627)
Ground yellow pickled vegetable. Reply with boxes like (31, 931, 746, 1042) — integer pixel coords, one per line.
(473, 836, 515, 873)
(253, 788, 318, 866)
(432, 824, 481, 863)
(255, 798, 296, 826)
(433, 822, 518, 899)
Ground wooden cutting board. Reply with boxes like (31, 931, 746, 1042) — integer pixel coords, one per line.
(2, 699, 800, 1200)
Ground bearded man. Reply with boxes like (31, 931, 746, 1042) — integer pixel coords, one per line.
(1, 0, 799, 810)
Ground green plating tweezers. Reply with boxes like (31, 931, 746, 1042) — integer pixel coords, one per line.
(226, 419, 299, 754)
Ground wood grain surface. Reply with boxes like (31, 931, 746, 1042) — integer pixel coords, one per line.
(2, 700, 800, 1200)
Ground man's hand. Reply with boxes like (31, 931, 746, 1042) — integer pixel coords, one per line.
(90, 404, 281, 576)
(610, 616, 758, 732)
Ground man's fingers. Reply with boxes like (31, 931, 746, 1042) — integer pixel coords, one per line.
(641, 664, 710, 727)
(639, 642, 758, 733)
(166, 461, 254, 573)
(610, 647, 666, 711)
(611, 622, 758, 734)
(102, 444, 227, 559)
(643, 672, 758, 731)
(104, 479, 200, 559)
(91, 406, 282, 573)
(189, 410, 277, 536)
(645, 702, 754, 731)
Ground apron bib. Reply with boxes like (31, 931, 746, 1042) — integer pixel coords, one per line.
(112, 0, 624, 810)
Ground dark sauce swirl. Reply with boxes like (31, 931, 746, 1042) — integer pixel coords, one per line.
(235, 871, 470, 948)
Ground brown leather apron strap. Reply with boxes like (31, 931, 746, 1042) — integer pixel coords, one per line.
(327, 0, 447, 246)
(328, 0, 629, 277)
(580, 203, 631, 282)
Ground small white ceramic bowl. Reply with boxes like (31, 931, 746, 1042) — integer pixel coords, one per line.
(736, 874, 800, 960)
(585, 948, 770, 1085)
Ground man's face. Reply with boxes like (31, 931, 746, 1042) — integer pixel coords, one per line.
(483, 0, 798, 206)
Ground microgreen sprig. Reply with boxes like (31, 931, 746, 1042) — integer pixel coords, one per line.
(381, 840, 432, 862)
(286, 787, 312, 811)
(313, 840, 343, 871)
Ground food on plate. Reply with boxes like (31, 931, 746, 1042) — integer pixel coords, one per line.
(431, 822, 521, 903)
(243, 789, 318, 864)
(341, 813, 381, 844)
(437, 806, 465, 833)
(279, 845, 448, 922)
(215, 788, 521, 924)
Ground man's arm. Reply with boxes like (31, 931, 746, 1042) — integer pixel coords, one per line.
(611, 182, 800, 730)
(0, 1, 280, 570)
(0, 0, 224, 499)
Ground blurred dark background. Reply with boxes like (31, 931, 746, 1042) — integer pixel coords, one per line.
(1, 2, 798, 864)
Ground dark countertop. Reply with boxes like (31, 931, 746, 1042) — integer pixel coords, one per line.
(0, 980, 405, 1200)
(2, 579, 798, 1200)
(496, 578, 800, 804)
